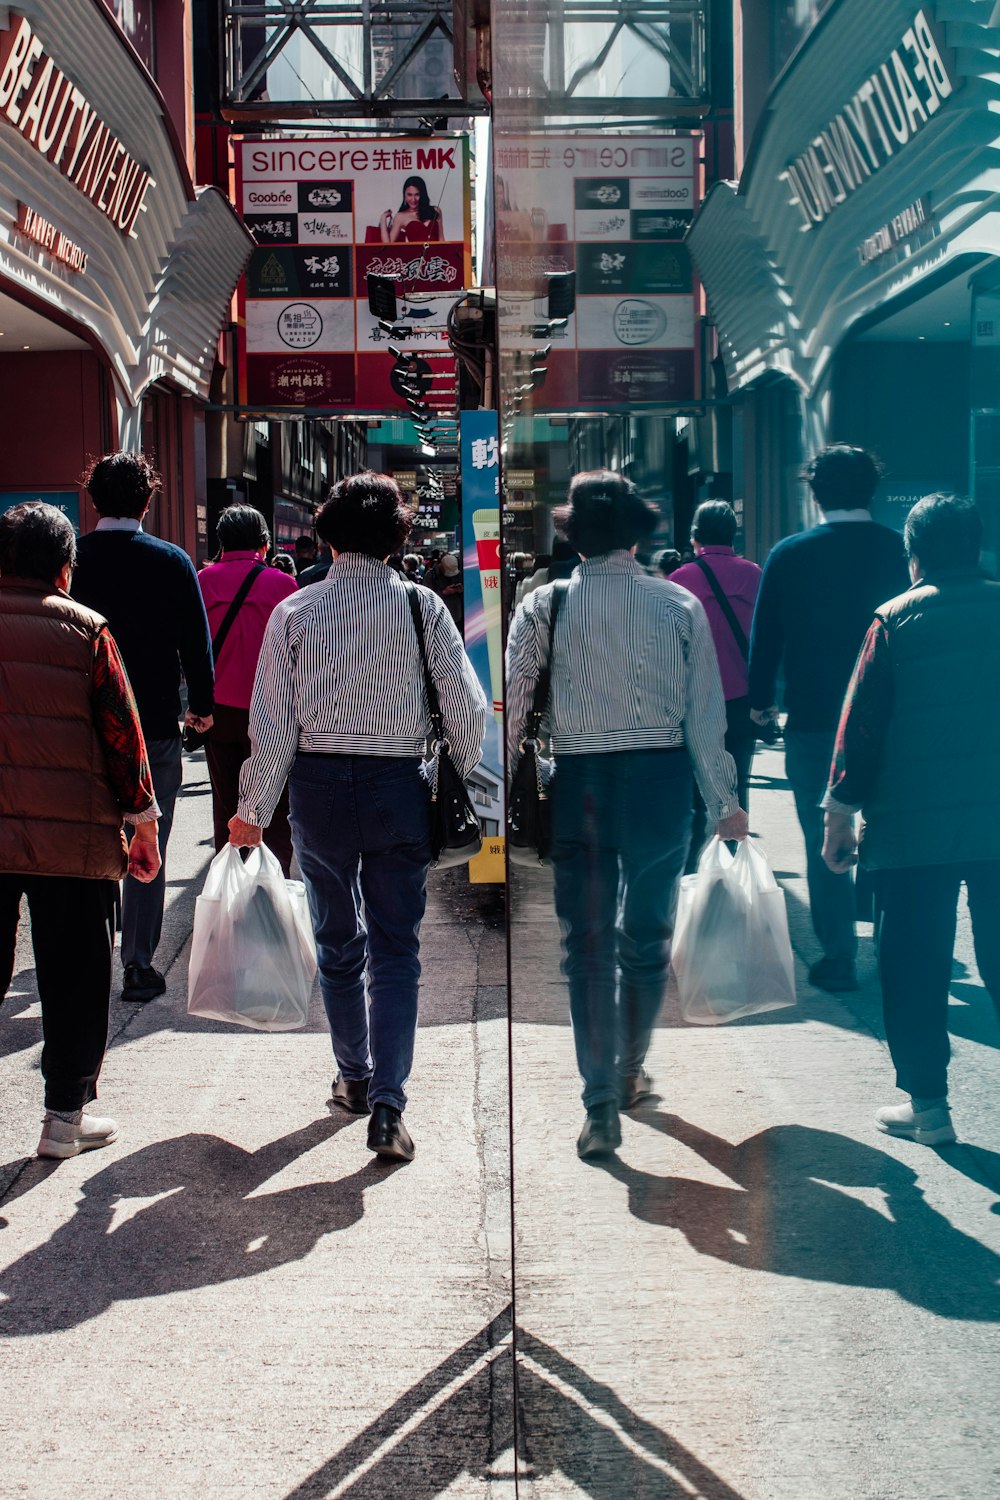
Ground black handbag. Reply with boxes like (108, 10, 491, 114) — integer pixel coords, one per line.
(507, 582, 567, 866)
(403, 581, 483, 868)
(183, 563, 265, 752)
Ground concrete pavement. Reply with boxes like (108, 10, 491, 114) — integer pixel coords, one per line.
(509, 743, 1000, 1500)
(1, 744, 999, 1497)
(0, 752, 515, 1499)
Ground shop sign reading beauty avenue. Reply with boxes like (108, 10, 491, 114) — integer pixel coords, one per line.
(779, 9, 953, 233)
(0, 12, 155, 240)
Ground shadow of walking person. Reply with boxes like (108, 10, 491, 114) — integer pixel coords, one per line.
(596, 1113, 1000, 1321)
(0, 1114, 393, 1337)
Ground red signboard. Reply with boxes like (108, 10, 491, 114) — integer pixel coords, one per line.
(234, 136, 472, 414)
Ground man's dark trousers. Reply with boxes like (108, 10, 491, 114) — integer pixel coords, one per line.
(121, 736, 183, 970)
(784, 729, 857, 967)
(873, 861, 1000, 1099)
(0, 874, 117, 1109)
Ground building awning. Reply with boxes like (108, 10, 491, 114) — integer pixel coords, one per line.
(688, 0, 1000, 397)
(0, 1, 253, 404)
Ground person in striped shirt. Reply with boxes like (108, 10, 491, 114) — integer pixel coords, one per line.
(228, 473, 487, 1163)
(506, 471, 748, 1160)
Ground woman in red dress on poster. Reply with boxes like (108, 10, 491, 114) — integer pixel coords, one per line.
(380, 176, 444, 244)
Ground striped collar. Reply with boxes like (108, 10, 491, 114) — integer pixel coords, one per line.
(577, 551, 642, 576)
(327, 552, 392, 576)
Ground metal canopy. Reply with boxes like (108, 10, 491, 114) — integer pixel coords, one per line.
(221, 0, 708, 121)
(221, 0, 483, 119)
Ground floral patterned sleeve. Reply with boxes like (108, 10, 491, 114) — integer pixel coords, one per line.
(823, 617, 893, 814)
(91, 627, 159, 824)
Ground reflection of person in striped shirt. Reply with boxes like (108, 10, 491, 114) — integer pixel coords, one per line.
(506, 470, 747, 1161)
(229, 473, 486, 1165)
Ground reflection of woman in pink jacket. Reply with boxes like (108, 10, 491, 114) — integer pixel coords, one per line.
(380, 176, 443, 243)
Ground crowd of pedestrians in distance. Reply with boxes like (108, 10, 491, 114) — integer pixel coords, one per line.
(1, 446, 996, 1165)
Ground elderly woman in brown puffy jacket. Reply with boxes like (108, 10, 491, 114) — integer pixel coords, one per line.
(0, 502, 160, 1161)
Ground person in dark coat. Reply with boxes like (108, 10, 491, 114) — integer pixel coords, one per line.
(72, 452, 214, 1004)
(823, 495, 1000, 1147)
(748, 444, 908, 993)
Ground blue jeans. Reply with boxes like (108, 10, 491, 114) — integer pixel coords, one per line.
(122, 736, 183, 969)
(784, 729, 857, 967)
(288, 754, 432, 1113)
(550, 749, 693, 1110)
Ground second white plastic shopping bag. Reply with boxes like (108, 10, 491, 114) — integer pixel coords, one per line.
(187, 844, 317, 1030)
(671, 837, 796, 1025)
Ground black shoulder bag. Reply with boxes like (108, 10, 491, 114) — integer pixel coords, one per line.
(403, 581, 483, 868)
(182, 563, 265, 752)
(507, 582, 567, 866)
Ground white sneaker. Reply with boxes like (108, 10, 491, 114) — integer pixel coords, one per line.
(875, 1100, 956, 1146)
(37, 1109, 119, 1160)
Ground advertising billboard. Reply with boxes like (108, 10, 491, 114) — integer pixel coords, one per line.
(494, 134, 699, 407)
(235, 137, 472, 413)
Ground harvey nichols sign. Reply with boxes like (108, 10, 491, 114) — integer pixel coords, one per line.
(0, 13, 155, 240)
(778, 9, 953, 233)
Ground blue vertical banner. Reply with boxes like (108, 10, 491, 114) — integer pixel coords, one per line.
(460, 410, 505, 883)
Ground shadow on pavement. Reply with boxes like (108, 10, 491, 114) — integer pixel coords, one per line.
(282, 1309, 514, 1499)
(516, 1330, 749, 1499)
(0, 1114, 398, 1336)
(595, 1112, 1000, 1321)
(0, 981, 41, 1059)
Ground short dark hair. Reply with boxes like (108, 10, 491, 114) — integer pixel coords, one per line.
(691, 500, 738, 546)
(294, 534, 315, 554)
(216, 504, 270, 552)
(0, 502, 76, 582)
(316, 472, 413, 559)
(804, 444, 881, 510)
(652, 547, 682, 577)
(554, 470, 658, 557)
(83, 450, 160, 519)
(904, 493, 982, 573)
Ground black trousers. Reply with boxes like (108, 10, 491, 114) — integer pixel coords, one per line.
(0, 873, 118, 1110)
(205, 703, 294, 877)
(873, 861, 1000, 1099)
(685, 697, 757, 874)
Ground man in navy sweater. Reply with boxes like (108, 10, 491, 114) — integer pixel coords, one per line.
(748, 445, 908, 992)
(72, 453, 214, 1003)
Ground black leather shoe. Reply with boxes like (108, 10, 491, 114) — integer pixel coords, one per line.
(121, 964, 166, 1003)
(577, 1103, 622, 1160)
(620, 1069, 655, 1111)
(331, 1074, 371, 1115)
(367, 1104, 415, 1162)
(808, 956, 859, 993)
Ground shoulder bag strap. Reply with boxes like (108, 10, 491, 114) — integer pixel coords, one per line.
(693, 557, 749, 662)
(212, 563, 266, 663)
(403, 580, 446, 743)
(524, 580, 568, 741)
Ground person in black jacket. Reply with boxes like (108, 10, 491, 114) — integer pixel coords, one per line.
(72, 452, 214, 1004)
(748, 444, 909, 993)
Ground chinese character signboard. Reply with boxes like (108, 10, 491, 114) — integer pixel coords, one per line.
(235, 138, 472, 412)
(461, 411, 505, 883)
(495, 135, 699, 407)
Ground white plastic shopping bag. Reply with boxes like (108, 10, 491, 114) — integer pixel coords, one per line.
(671, 837, 796, 1025)
(187, 844, 317, 1031)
